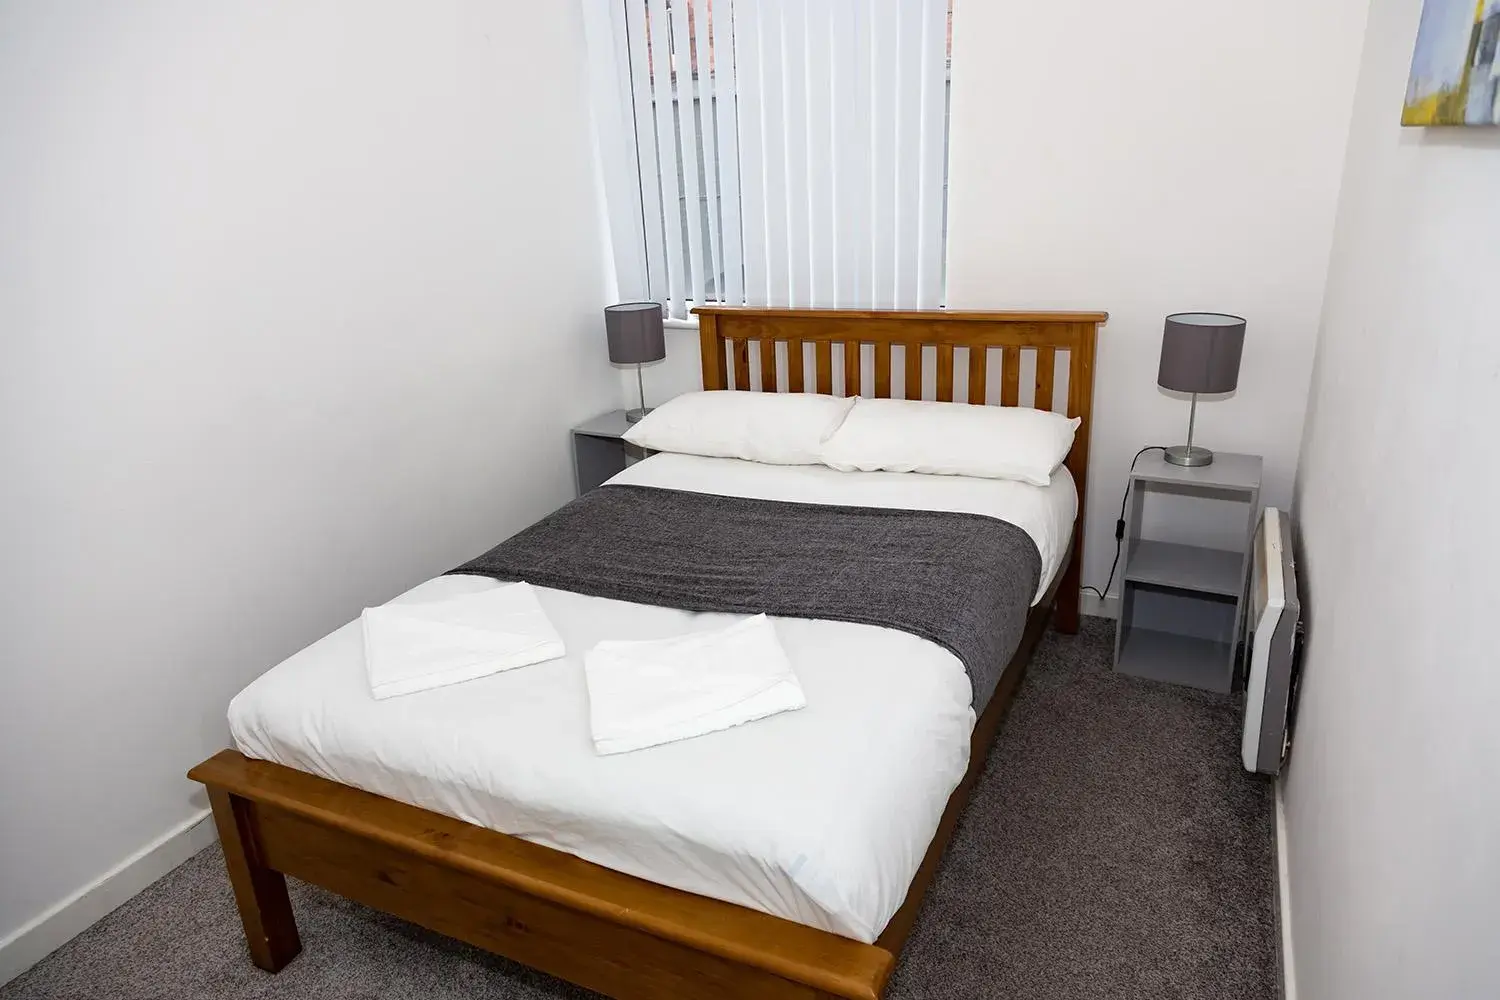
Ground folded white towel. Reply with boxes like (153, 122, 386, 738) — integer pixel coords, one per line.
(584, 614, 806, 756)
(362, 582, 565, 700)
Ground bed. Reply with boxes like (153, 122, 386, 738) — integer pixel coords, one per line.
(190, 306, 1106, 1000)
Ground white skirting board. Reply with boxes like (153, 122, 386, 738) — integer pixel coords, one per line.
(1275, 780, 1297, 1000)
(0, 809, 218, 988)
(1079, 589, 1120, 620)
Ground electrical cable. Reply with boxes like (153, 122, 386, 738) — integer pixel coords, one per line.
(1081, 446, 1166, 602)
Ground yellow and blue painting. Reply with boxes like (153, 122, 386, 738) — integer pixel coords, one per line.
(1404, 0, 1500, 124)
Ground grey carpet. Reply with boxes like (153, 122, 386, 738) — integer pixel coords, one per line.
(3, 619, 1278, 1000)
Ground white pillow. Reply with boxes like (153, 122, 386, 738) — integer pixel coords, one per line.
(623, 390, 857, 466)
(818, 398, 1080, 486)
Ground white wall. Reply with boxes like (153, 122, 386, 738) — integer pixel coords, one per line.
(945, 0, 1370, 595)
(0, 0, 614, 972)
(1284, 0, 1500, 996)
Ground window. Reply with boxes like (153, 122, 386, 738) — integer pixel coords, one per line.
(584, 0, 954, 320)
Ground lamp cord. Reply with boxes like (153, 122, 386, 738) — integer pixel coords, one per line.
(1081, 446, 1166, 603)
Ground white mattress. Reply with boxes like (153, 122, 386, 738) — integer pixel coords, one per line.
(228, 456, 1076, 942)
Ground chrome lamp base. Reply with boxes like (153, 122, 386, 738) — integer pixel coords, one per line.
(625, 362, 653, 423)
(1164, 391, 1215, 467)
(1164, 444, 1214, 467)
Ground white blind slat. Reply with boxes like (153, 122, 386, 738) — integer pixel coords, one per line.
(690, 0, 723, 302)
(734, 0, 769, 305)
(668, 0, 707, 307)
(838, 0, 872, 307)
(805, 3, 837, 308)
(646, 0, 687, 317)
(916, 0, 948, 308)
(893, 0, 925, 308)
(758, 0, 790, 307)
(620, 0, 668, 303)
(869, 0, 899, 309)
(582, 0, 647, 298)
(709, 0, 744, 305)
(780, 1, 811, 307)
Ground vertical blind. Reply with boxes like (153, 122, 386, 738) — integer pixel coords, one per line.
(583, 0, 952, 320)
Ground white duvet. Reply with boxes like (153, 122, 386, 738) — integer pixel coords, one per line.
(228, 454, 1076, 942)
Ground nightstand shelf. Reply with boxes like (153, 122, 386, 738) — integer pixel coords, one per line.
(1115, 626, 1234, 690)
(1113, 451, 1261, 694)
(1123, 539, 1244, 597)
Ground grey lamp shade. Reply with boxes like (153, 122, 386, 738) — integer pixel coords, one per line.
(1157, 313, 1246, 394)
(605, 301, 666, 365)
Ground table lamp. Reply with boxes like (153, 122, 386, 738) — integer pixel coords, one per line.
(1157, 312, 1246, 468)
(605, 301, 666, 422)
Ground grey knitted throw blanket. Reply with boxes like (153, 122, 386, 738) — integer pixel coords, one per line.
(448, 484, 1041, 709)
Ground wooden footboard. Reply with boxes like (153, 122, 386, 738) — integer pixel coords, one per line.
(189, 579, 1057, 1000)
(192, 751, 889, 999)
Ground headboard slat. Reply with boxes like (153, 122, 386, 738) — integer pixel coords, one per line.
(1035, 348, 1056, 411)
(1001, 348, 1021, 407)
(874, 343, 893, 399)
(904, 345, 923, 401)
(787, 340, 805, 393)
(969, 346, 988, 404)
(759, 339, 778, 393)
(935, 345, 955, 402)
(698, 314, 726, 391)
(844, 341, 861, 397)
(732, 339, 751, 391)
(814, 341, 834, 395)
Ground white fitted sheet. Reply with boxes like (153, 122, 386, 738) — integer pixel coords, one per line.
(228, 457, 1076, 942)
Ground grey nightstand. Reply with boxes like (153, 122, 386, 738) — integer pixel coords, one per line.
(571, 410, 645, 496)
(1113, 451, 1262, 693)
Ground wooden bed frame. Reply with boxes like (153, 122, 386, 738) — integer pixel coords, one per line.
(190, 307, 1106, 1000)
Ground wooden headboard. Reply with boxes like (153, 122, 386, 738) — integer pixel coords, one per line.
(693, 306, 1108, 631)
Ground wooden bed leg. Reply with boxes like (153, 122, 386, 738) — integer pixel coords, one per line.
(1054, 546, 1082, 634)
(207, 787, 302, 972)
